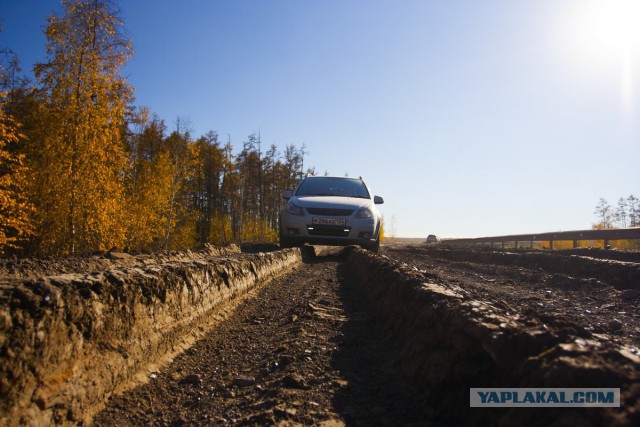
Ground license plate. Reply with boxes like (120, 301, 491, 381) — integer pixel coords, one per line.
(312, 217, 346, 226)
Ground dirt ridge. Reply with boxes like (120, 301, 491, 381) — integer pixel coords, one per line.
(346, 247, 640, 425)
(0, 248, 300, 425)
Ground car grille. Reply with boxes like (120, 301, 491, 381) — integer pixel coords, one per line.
(307, 225, 351, 237)
(306, 208, 354, 216)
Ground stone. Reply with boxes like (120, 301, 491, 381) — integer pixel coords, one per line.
(232, 375, 256, 387)
(281, 373, 307, 389)
(180, 374, 202, 385)
(608, 319, 623, 331)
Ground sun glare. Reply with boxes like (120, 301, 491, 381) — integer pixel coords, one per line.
(581, 0, 640, 55)
(564, 0, 640, 116)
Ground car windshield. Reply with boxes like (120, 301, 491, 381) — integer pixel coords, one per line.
(295, 177, 371, 199)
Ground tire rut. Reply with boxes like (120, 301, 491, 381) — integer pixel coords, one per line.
(94, 253, 431, 426)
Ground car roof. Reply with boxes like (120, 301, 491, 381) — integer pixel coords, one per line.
(303, 175, 364, 181)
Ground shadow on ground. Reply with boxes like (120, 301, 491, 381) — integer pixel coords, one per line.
(329, 262, 447, 426)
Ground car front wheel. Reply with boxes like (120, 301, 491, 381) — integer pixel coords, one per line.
(279, 233, 294, 249)
(363, 239, 380, 254)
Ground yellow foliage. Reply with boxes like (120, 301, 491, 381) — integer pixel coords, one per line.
(208, 213, 234, 246)
(0, 93, 34, 253)
(28, 0, 134, 255)
(160, 135, 201, 250)
(168, 213, 199, 251)
(125, 150, 175, 251)
(538, 239, 639, 250)
(606, 240, 640, 250)
(240, 216, 278, 243)
(550, 240, 574, 250)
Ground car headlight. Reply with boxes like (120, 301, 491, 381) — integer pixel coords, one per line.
(286, 203, 304, 216)
(355, 207, 374, 218)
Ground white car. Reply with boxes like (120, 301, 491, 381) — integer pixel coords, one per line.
(426, 234, 440, 244)
(279, 176, 384, 252)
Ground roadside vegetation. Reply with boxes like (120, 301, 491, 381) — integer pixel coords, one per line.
(593, 195, 640, 229)
(0, 0, 311, 256)
(585, 196, 640, 249)
(1, 0, 635, 256)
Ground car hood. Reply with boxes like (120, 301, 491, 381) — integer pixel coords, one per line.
(292, 196, 372, 210)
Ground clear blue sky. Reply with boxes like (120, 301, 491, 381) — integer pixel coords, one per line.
(2, 0, 639, 238)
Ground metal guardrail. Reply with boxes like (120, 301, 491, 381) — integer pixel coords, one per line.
(445, 227, 640, 249)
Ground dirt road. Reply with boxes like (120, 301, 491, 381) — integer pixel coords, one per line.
(94, 251, 428, 426)
(88, 243, 640, 426)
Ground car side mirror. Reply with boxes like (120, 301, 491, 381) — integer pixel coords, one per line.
(374, 195, 384, 205)
(282, 190, 293, 200)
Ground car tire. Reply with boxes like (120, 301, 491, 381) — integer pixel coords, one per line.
(280, 233, 294, 249)
(364, 239, 380, 254)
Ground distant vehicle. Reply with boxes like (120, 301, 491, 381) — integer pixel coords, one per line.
(279, 175, 384, 252)
(426, 234, 440, 244)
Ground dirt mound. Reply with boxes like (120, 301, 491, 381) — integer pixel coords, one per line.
(0, 244, 241, 282)
(0, 247, 297, 425)
(419, 245, 640, 290)
(354, 246, 640, 426)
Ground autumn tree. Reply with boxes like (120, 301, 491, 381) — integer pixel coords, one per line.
(0, 47, 43, 164)
(2, 3, 321, 253)
(614, 197, 628, 228)
(263, 144, 281, 230)
(593, 195, 640, 229)
(593, 198, 613, 229)
(283, 144, 302, 191)
(0, 88, 34, 254)
(236, 133, 263, 241)
(218, 139, 240, 242)
(0, 44, 34, 254)
(158, 120, 201, 250)
(123, 113, 176, 251)
(219, 134, 314, 243)
(194, 131, 224, 245)
(30, 0, 134, 255)
(260, 143, 312, 234)
(628, 195, 640, 227)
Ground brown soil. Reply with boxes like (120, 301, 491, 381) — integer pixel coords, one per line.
(44, 243, 640, 425)
(385, 244, 640, 350)
(0, 244, 242, 282)
(94, 251, 428, 426)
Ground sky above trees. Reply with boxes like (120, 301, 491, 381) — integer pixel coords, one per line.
(2, 0, 639, 238)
